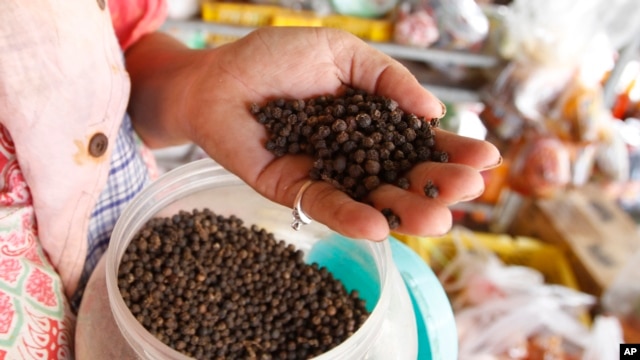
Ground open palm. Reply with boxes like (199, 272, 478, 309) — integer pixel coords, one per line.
(144, 27, 501, 240)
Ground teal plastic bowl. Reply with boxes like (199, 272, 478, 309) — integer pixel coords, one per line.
(390, 237, 458, 360)
(306, 233, 458, 360)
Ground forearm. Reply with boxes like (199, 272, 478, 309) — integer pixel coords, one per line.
(124, 31, 204, 149)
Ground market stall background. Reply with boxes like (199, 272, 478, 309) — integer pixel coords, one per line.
(152, 0, 640, 358)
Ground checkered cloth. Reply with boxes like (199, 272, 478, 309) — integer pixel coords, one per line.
(71, 115, 153, 311)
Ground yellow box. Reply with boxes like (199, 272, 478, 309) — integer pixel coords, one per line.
(271, 10, 323, 27)
(322, 14, 393, 42)
(393, 230, 580, 290)
(201, 1, 396, 44)
(206, 33, 242, 47)
(201, 2, 283, 27)
(201, 2, 393, 42)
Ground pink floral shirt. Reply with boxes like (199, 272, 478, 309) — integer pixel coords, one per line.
(0, 0, 166, 358)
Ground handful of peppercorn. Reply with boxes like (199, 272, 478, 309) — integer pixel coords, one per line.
(251, 87, 446, 226)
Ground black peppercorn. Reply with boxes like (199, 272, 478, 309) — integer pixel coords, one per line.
(251, 87, 444, 201)
(363, 176, 380, 191)
(364, 160, 380, 175)
(331, 119, 347, 132)
(381, 208, 400, 229)
(424, 180, 440, 198)
(118, 209, 370, 359)
(396, 177, 410, 190)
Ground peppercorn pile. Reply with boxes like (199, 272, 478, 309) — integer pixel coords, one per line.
(118, 208, 370, 360)
(250, 87, 447, 202)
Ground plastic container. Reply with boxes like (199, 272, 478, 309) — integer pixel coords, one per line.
(330, 0, 398, 18)
(389, 238, 458, 360)
(105, 159, 419, 359)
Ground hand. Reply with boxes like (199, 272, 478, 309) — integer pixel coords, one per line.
(127, 27, 501, 241)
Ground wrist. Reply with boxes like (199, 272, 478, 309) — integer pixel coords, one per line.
(126, 32, 208, 148)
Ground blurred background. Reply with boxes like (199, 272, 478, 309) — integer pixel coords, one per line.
(155, 1, 640, 358)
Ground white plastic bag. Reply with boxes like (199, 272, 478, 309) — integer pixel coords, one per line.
(581, 315, 624, 360)
(438, 227, 597, 359)
(423, 0, 489, 49)
(502, 0, 604, 66)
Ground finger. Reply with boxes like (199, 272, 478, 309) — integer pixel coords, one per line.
(433, 129, 502, 170)
(367, 184, 453, 237)
(294, 180, 391, 241)
(372, 66, 444, 121)
(324, 29, 444, 120)
(253, 155, 391, 241)
(404, 162, 486, 205)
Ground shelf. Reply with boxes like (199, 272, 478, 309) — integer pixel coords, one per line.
(163, 19, 499, 68)
(164, 19, 254, 40)
(425, 85, 481, 103)
(162, 19, 496, 103)
(369, 42, 498, 68)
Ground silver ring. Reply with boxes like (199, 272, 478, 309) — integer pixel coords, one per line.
(291, 180, 314, 231)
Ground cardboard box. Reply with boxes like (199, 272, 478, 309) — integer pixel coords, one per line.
(508, 187, 640, 296)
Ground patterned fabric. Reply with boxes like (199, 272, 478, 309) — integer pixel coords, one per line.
(0, 0, 167, 300)
(71, 115, 155, 311)
(0, 1, 167, 357)
(0, 115, 157, 357)
(0, 125, 75, 359)
(0, 0, 131, 297)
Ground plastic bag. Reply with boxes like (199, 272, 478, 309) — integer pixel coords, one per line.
(506, 133, 572, 198)
(438, 227, 598, 359)
(393, 1, 440, 48)
(501, 0, 605, 66)
(581, 315, 624, 360)
(422, 0, 489, 50)
(592, 0, 640, 51)
(503, 0, 640, 63)
(495, 0, 611, 132)
(602, 248, 640, 342)
(593, 115, 631, 183)
(456, 295, 593, 359)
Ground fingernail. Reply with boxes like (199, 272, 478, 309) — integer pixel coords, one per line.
(432, 226, 451, 238)
(481, 156, 503, 171)
(458, 186, 486, 203)
(438, 101, 447, 119)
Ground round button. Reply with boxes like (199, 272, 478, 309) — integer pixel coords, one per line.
(97, 0, 106, 10)
(88, 133, 109, 157)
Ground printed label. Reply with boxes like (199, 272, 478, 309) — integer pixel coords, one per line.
(622, 344, 640, 358)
